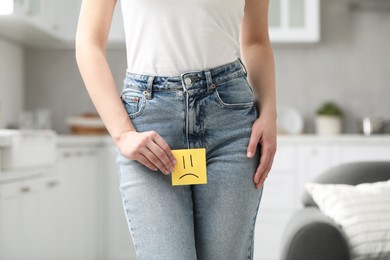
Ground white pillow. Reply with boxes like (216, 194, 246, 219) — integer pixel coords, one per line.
(305, 180, 390, 260)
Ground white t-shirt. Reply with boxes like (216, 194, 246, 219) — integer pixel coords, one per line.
(120, 0, 245, 76)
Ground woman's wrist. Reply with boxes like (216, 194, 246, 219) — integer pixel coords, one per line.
(113, 129, 137, 146)
(256, 104, 277, 119)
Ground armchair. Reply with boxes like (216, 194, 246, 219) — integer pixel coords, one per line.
(280, 161, 390, 260)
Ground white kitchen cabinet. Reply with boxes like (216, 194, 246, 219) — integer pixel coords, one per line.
(0, 177, 44, 260)
(102, 145, 137, 260)
(253, 145, 301, 260)
(254, 211, 296, 260)
(0, 173, 67, 260)
(39, 0, 64, 34)
(269, 0, 320, 42)
(0, 0, 65, 46)
(0, 144, 103, 260)
(55, 137, 136, 260)
(40, 0, 82, 42)
(55, 146, 101, 260)
(260, 145, 300, 210)
(297, 145, 337, 196)
(0, 0, 124, 48)
(39, 174, 65, 259)
(333, 145, 390, 164)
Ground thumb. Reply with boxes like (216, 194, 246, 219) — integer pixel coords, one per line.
(247, 131, 260, 158)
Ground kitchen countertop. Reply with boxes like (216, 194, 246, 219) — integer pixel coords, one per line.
(56, 133, 390, 146)
(276, 133, 390, 144)
(57, 134, 114, 147)
(0, 129, 25, 147)
(0, 129, 57, 148)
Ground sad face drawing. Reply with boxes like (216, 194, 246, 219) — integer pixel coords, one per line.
(179, 154, 199, 179)
(171, 148, 207, 186)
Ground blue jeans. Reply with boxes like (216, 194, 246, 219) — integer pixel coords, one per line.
(115, 59, 264, 260)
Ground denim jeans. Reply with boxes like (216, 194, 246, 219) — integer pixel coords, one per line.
(115, 59, 264, 260)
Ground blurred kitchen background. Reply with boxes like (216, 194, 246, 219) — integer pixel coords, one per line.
(0, 0, 390, 260)
(1, 0, 390, 134)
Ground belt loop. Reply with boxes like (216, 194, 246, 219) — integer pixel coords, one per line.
(205, 70, 215, 92)
(145, 76, 154, 100)
(238, 57, 247, 76)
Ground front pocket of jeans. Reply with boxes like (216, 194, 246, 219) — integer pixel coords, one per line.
(120, 89, 146, 119)
(214, 76, 255, 109)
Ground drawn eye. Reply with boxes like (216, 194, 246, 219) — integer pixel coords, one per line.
(182, 154, 193, 169)
(179, 155, 199, 179)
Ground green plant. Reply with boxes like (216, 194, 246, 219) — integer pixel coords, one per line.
(316, 101, 343, 117)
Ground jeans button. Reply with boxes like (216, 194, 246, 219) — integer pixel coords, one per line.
(184, 78, 192, 86)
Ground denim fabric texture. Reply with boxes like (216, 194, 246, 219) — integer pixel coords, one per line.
(116, 59, 264, 260)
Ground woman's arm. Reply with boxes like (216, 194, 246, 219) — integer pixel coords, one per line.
(75, 0, 176, 174)
(240, 0, 277, 189)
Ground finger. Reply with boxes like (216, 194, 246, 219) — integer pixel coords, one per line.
(257, 163, 271, 186)
(256, 179, 265, 189)
(147, 141, 174, 173)
(136, 154, 158, 171)
(140, 147, 170, 175)
(247, 130, 261, 158)
(152, 134, 177, 165)
(254, 145, 271, 184)
(256, 151, 276, 189)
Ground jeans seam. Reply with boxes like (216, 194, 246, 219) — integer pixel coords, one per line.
(247, 185, 264, 259)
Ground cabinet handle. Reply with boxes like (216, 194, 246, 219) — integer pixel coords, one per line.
(20, 186, 31, 193)
(47, 181, 59, 188)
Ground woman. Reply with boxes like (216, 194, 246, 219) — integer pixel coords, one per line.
(76, 0, 277, 259)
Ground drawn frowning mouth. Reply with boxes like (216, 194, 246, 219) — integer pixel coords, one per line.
(179, 173, 199, 179)
(179, 154, 199, 179)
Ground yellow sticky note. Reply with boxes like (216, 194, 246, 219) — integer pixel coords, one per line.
(171, 148, 207, 186)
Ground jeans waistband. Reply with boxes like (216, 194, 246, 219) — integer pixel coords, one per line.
(123, 58, 247, 92)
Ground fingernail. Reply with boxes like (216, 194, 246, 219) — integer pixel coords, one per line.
(173, 159, 177, 165)
(170, 167, 175, 172)
(247, 152, 253, 158)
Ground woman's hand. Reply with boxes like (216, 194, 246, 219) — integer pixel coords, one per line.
(116, 130, 177, 175)
(247, 112, 277, 189)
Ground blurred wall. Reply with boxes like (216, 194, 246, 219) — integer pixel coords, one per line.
(25, 0, 390, 134)
(25, 48, 126, 134)
(0, 36, 24, 129)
